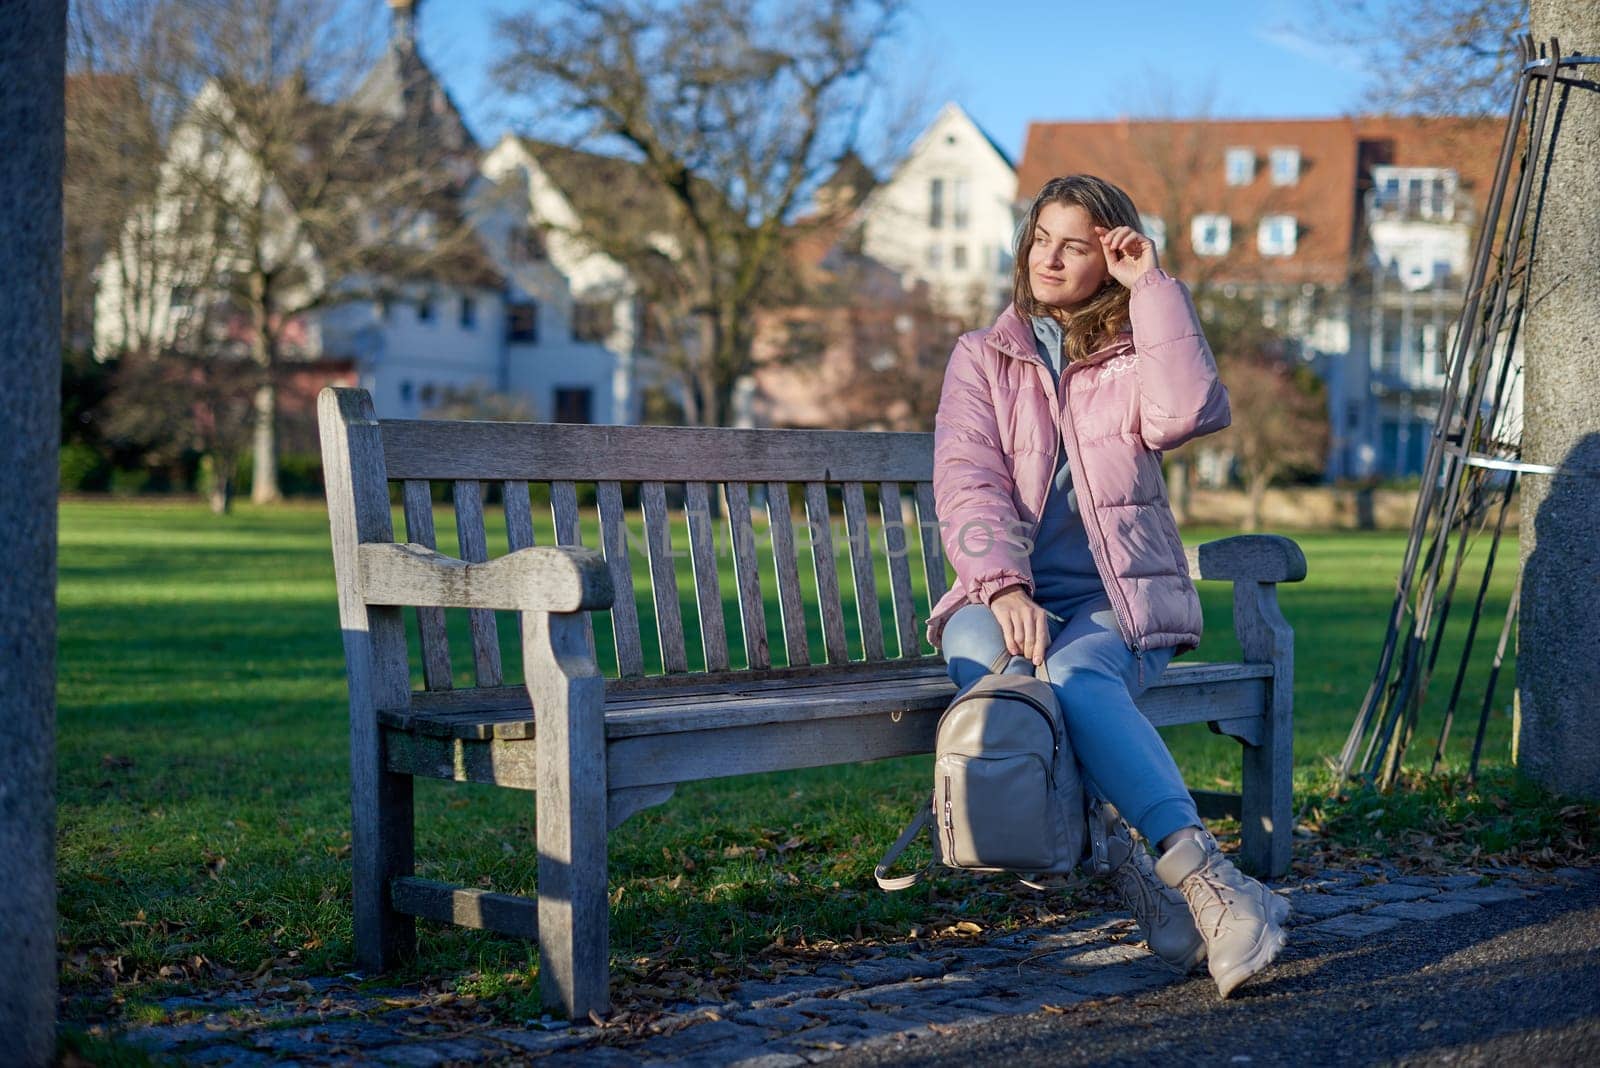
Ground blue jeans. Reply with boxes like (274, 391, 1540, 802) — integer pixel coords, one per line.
(939, 597, 1200, 846)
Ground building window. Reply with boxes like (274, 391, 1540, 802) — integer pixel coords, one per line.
(506, 301, 539, 343)
(926, 243, 943, 270)
(1139, 214, 1166, 254)
(1269, 147, 1300, 186)
(952, 178, 970, 229)
(399, 380, 414, 405)
(417, 294, 436, 322)
(1372, 166, 1457, 221)
(1191, 214, 1232, 257)
(928, 177, 945, 229)
(1258, 215, 1297, 256)
(553, 387, 593, 424)
(420, 383, 437, 407)
(952, 244, 968, 270)
(1225, 147, 1254, 186)
(459, 296, 477, 329)
(572, 300, 614, 342)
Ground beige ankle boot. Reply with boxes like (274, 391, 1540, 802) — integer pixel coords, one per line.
(1089, 802, 1205, 973)
(1154, 829, 1290, 998)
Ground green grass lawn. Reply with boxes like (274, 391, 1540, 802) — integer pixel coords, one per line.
(57, 498, 1535, 1018)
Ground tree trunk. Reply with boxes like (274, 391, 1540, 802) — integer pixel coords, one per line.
(1166, 455, 1191, 523)
(202, 453, 234, 515)
(0, 4, 63, 1061)
(1245, 469, 1271, 532)
(249, 296, 281, 504)
(1518, 1, 1600, 800)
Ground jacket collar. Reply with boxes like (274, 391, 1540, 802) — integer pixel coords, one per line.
(984, 303, 1135, 370)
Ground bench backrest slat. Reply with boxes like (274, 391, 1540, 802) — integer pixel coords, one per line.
(724, 481, 771, 670)
(504, 480, 536, 552)
(596, 480, 646, 677)
(765, 482, 811, 668)
(804, 481, 850, 665)
(640, 481, 689, 674)
(549, 480, 598, 662)
(841, 482, 885, 661)
(453, 480, 504, 688)
(380, 421, 933, 482)
(914, 481, 948, 609)
(684, 481, 731, 672)
(402, 478, 454, 691)
(879, 482, 919, 658)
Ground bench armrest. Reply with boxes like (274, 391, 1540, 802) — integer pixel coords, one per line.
(359, 543, 614, 612)
(1187, 534, 1307, 584)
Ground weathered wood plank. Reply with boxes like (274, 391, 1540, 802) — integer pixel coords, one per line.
(1188, 535, 1308, 584)
(453, 480, 503, 687)
(1234, 580, 1296, 878)
(384, 666, 1269, 749)
(878, 482, 918, 658)
(913, 481, 948, 609)
(684, 481, 729, 673)
(549, 480, 597, 661)
(525, 609, 611, 1017)
(391, 877, 538, 940)
(317, 387, 416, 972)
(597, 481, 644, 678)
(359, 543, 613, 613)
(504, 480, 536, 551)
(399, 657, 1269, 721)
(842, 482, 884, 661)
(382, 420, 935, 482)
(766, 482, 810, 667)
(402, 479, 452, 691)
(640, 481, 688, 673)
(386, 675, 1271, 794)
(724, 481, 769, 670)
(804, 482, 849, 665)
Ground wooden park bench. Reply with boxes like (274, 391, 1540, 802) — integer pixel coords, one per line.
(317, 386, 1305, 1019)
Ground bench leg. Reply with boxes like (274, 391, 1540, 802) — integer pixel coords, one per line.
(528, 611, 610, 1018)
(351, 726, 416, 972)
(1234, 581, 1294, 879)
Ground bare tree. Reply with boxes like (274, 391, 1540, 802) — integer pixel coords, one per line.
(1204, 296, 1330, 531)
(491, 0, 908, 428)
(78, 0, 491, 504)
(1314, 0, 1529, 116)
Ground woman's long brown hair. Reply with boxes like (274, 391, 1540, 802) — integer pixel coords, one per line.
(1011, 174, 1145, 364)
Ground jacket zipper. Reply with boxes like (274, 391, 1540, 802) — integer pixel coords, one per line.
(1058, 359, 1145, 684)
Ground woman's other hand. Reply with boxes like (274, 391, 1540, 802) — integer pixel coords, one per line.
(991, 585, 1049, 666)
(1094, 225, 1159, 289)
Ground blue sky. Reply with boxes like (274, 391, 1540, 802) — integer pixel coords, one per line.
(412, 0, 1373, 162)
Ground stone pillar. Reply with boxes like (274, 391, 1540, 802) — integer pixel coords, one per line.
(1518, 1, 1600, 799)
(0, 2, 64, 1062)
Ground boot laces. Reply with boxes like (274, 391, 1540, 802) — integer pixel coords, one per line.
(1181, 854, 1245, 938)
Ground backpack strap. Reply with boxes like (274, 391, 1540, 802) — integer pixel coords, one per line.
(874, 808, 932, 891)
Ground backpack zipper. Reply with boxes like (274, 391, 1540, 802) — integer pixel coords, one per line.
(938, 688, 1061, 763)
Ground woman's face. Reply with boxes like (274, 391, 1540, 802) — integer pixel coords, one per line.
(1027, 201, 1109, 310)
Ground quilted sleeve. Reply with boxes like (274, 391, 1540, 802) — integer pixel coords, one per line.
(1128, 268, 1232, 450)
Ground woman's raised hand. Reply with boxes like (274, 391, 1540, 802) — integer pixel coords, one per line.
(990, 585, 1049, 667)
(1094, 225, 1159, 289)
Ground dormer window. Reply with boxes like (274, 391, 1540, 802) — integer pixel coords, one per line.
(1225, 147, 1254, 186)
(1269, 147, 1300, 186)
(1191, 214, 1232, 257)
(1139, 214, 1167, 254)
(1258, 215, 1298, 256)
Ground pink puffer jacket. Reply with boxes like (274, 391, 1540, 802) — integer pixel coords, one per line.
(926, 268, 1231, 658)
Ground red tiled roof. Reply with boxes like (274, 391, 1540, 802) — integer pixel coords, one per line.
(1018, 115, 1504, 288)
